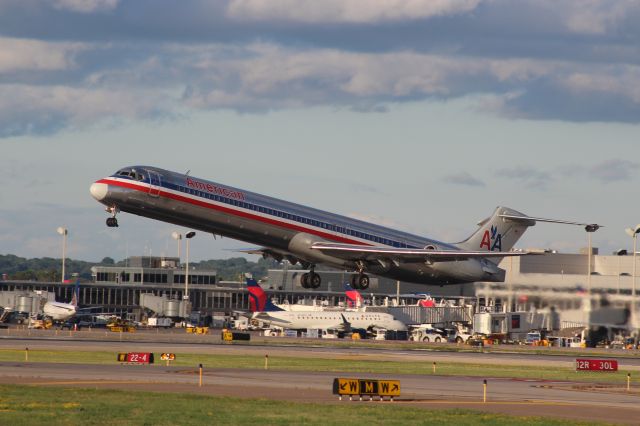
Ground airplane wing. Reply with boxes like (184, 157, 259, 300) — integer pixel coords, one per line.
(235, 248, 307, 265)
(251, 312, 293, 325)
(311, 242, 535, 264)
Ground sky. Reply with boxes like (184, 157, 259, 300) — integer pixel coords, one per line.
(1, 0, 640, 263)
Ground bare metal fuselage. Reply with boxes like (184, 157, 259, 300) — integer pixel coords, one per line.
(90, 166, 506, 285)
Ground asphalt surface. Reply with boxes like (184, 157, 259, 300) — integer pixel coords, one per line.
(1, 330, 640, 424)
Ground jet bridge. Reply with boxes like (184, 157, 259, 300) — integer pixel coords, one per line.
(0, 290, 54, 317)
(366, 306, 473, 326)
(139, 293, 191, 319)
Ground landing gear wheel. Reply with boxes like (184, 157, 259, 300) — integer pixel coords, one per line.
(309, 273, 321, 289)
(350, 274, 360, 290)
(300, 273, 310, 289)
(357, 274, 370, 290)
(106, 217, 119, 227)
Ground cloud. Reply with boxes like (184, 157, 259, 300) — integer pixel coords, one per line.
(3, 40, 640, 137)
(562, 0, 639, 35)
(442, 172, 485, 187)
(0, 84, 170, 137)
(0, 37, 84, 73)
(589, 159, 639, 183)
(495, 166, 553, 190)
(1, 2, 640, 136)
(53, 0, 120, 13)
(226, 0, 482, 24)
(562, 67, 640, 104)
(558, 159, 639, 184)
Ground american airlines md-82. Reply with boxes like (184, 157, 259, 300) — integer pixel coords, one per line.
(90, 166, 593, 289)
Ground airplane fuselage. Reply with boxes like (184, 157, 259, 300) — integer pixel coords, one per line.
(43, 301, 77, 321)
(257, 310, 407, 331)
(90, 166, 507, 285)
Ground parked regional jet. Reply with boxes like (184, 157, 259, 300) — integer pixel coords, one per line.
(90, 166, 595, 289)
(43, 300, 77, 321)
(42, 279, 80, 321)
(247, 278, 406, 331)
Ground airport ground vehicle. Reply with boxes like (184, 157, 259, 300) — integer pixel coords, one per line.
(445, 328, 473, 344)
(27, 318, 53, 329)
(525, 331, 549, 346)
(233, 318, 249, 330)
(147, 317, 172, 328)
(262, 328, 283, 337)
(410, 325, 445, 342)
(107, 318, 136, 332)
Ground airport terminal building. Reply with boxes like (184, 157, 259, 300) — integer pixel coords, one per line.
(0, 249, 638, 328)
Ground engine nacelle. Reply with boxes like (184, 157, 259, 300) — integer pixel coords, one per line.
(287, 233, 351, 268)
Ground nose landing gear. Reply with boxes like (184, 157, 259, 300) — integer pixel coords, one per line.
(105, 206, 119, 227)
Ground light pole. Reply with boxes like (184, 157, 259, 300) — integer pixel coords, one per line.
(171, 232, 182, 263)
(584, 224, 600, 298)
(625, 225, 640, 329)
(57, 227, 68, 283)
(184, 231, 196, 300)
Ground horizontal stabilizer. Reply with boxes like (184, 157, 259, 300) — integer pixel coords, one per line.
(499, 214, 602, 231)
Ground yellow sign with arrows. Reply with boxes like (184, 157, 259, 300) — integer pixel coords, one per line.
(332, 378, 400, 397)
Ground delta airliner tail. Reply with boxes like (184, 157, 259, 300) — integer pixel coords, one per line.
(343, 282, 363, 308)
(247, 278, 283, 312)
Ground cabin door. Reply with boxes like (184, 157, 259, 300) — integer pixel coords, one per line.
(148, 171, 161, 197)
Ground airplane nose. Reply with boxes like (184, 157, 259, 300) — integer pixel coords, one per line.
(90, 182, 108, 201)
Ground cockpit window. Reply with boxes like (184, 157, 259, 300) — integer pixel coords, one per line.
(116, 169, 145, 181)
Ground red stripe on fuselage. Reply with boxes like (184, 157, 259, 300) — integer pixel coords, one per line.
(97, 178, 371, 246)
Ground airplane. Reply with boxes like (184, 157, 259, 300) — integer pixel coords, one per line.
(90, 166, 597, 289)
(42, 278, 80, 321)
(246, 278, 407, 331)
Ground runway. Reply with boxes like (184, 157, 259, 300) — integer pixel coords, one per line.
(1, 336, 639, 424)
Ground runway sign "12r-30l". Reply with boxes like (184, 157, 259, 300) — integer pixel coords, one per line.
(575, 358, 618, 372)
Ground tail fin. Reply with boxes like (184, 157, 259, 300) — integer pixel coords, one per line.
(246, 278, 283, 312)
(71, 276, 80, 307)
(343, 282, 363, 308)
(456, 206, 536, 259)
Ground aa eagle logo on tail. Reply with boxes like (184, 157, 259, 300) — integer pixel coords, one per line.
(479, 225, 502, 251)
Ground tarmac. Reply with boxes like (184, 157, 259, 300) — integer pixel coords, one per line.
(1, 328, 639, 424)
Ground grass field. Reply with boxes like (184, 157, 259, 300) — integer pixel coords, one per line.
(0, 348, 635, 386)
(0, 385, 603, 426)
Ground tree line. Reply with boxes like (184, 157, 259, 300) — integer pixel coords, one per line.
(0, 254, 280, 283)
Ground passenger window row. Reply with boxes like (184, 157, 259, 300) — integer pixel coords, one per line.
(172, 184, 404, 247)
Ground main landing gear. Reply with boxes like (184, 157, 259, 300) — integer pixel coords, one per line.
(300, 266, 321, 289)
(106, 206, 119, 227)
(350, 273, 370, 290)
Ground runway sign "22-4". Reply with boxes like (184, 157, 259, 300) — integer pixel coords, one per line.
(117, 352, 155, 364)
